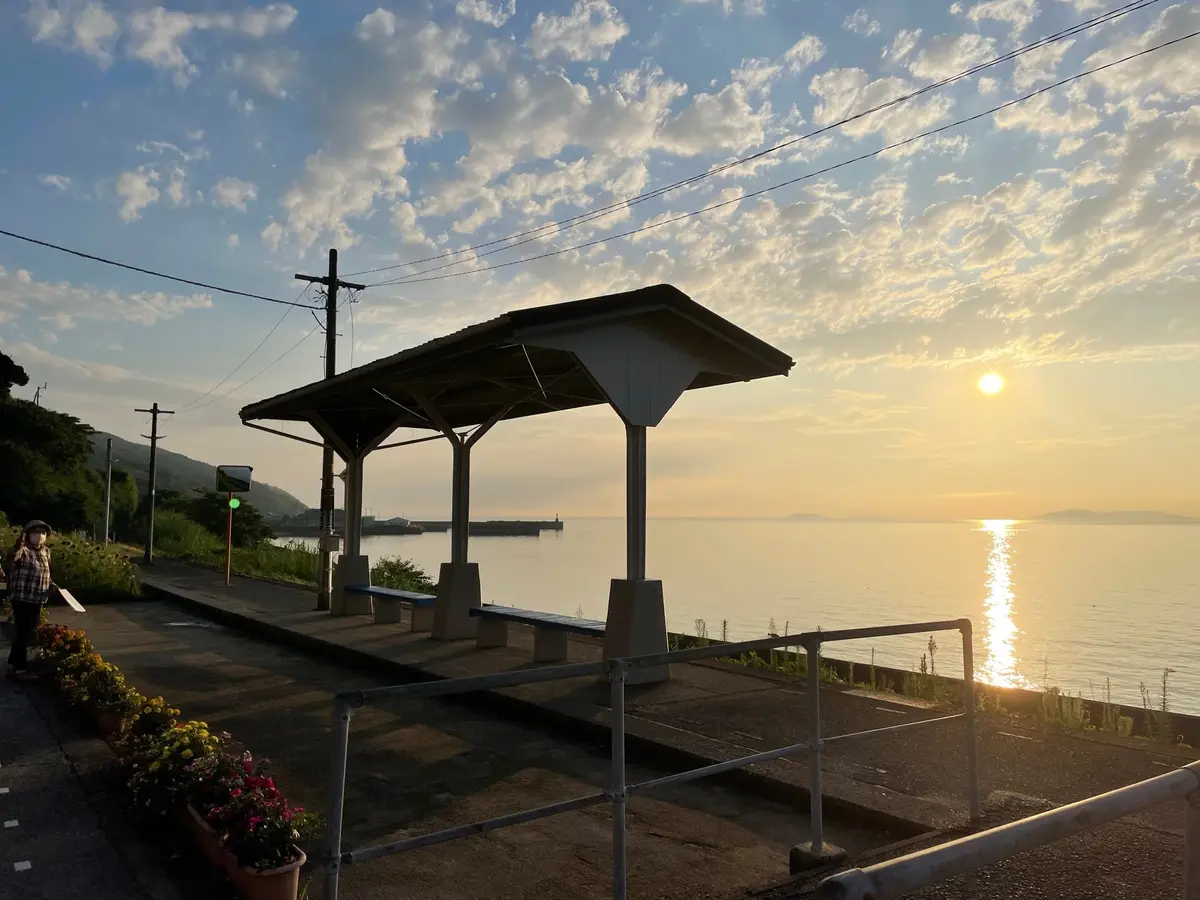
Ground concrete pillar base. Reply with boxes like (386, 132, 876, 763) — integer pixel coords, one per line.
(411, 605, 434, 633)
(789, 841, 847, 874)
(331, 555, 372, 617)
(534, 629, 569, 663)
(603, 579, 670, 684)
(477, 617, 508, 649)
(432, 562, 481, 640)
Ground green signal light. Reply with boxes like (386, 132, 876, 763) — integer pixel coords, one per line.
(229, 497, 241, 509)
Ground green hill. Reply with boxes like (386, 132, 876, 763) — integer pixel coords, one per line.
(89, 432, 308, 519)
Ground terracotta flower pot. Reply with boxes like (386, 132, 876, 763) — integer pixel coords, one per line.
(183, 805, 228, 869)
(226, 846, 306, 900)
(92, 707, 125, 737)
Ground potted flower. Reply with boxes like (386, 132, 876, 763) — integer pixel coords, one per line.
(69, 661, 141, 735)
(36, 623, 93, 664)
(127, 720, 227, 821)
(206, 774, 318, 900)
(182, 750, 266, 867)
(54, 650, 105, 717)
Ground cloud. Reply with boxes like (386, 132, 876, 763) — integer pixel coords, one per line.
(226, 49, 297, 97)
(783, 35, 825, 73)
(212, 176, 258, 211)
(26, 0, 120, 67)
(455, 0, 515, 27)
(528, 0, 629, 62)
(883, 29, 921, 64)
(125, 3, 299, 86)
(908, 32, 996, 81)
(967, 0, 1040, 36)
(809, 67, 955, 144)
(227, 233, 240, 248)
(114, 168, 160, 220)
(843, 9, 881, 37)
(38, 174, 71, 190)
(0, 265, 211, 329)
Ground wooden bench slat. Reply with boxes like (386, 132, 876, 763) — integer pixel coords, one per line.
(469, 605, 606, 635)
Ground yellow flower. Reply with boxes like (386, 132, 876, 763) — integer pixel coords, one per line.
(181, 749, 193, 759)
(150, 762, 161, 772)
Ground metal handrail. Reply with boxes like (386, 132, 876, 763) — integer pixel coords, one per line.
(815, 761, 1200, 899)
(323, 618, 980, 900)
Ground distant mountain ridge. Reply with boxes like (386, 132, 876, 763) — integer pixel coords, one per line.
(1037, 509, 1200, 525)
(89, 433, 308, 519)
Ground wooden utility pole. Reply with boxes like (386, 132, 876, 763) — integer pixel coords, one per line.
(33, 382, 47, 406)
(135, 402, 174, 564)
(103, 437, 114, 545)
(295, 249, 365, 610)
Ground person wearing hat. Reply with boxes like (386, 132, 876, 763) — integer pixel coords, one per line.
(5, 520, 55, 682)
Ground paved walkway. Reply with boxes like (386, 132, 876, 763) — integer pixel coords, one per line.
(0, 678, 186, 900)
(66, 600, 887, 900)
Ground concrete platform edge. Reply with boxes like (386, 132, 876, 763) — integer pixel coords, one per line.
(138, 583, 936, 838)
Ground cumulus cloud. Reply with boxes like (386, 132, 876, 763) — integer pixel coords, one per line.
(908, 32, 996, 80)
(0, 265, 211, 329)
(967, 0, 1040, 35)
(26, 0, 120, 66)
(114, 168, 160, 221)
(783, 35, 825, 73)
(455, 0, 515, 27)
(212, 176, 259, 211)
(843, 9, 881, 36)
(528, 0, 629, 62)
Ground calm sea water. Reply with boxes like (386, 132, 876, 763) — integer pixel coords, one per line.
(285, 519, 1200, 714)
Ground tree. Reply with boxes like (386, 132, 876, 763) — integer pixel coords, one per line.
(183, 491, 275, 548)
(0, 350, 29, 398)
(108, 469, 140, 540)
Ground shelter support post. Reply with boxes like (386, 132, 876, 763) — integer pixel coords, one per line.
(414, 394, 509, 640)
(332, 454, 372, 617)
(603, 421, 669, 685)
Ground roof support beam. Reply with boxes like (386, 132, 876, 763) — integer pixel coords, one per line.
(625, 422, 647, 582)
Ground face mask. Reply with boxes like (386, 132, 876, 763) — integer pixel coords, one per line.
(28, 533, 46, 547)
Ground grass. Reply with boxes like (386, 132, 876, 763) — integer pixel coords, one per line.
(149, 510, 435, 593)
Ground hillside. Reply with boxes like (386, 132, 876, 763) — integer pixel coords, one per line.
(89, 432, 308, 519)
(1038, 509, 1200, 525)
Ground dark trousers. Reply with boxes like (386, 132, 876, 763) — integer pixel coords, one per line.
(6, 601, 40, 670)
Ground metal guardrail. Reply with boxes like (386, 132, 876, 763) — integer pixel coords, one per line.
(322, 618, 980, 900)
(815, 760, 1200, 899)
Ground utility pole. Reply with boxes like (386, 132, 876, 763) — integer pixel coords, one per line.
(33, 383, 47, 406)
(295, 249, 365, 610)
(103, 437, 114, 545)
(135, 402, 174, 564)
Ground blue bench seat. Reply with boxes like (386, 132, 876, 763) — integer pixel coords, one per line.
(346, 585, 437, 631)
(469, 605, 605, 662)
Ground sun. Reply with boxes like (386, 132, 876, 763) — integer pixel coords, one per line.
(978, 372, 1006, 395)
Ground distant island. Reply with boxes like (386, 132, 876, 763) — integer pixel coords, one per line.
(1036, 509, 1200, 525)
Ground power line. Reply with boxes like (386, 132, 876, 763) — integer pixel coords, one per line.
(183, 295, 352, 414)
(350, 0, 1164, 282)
(0, 227, 322, 309)
(369, 28, 1198, 289)
(174, 283, 312, 415)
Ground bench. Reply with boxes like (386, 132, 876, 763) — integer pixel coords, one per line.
(345, 586, 437, 631)
(469, 605, 606, 662)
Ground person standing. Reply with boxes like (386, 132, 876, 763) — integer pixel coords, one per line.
(5, 520, 54, 682)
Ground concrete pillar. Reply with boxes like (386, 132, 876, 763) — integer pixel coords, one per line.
(332, 455, 372, 617)
(603, 421, 669, 684)
(450, 441, 470, 565)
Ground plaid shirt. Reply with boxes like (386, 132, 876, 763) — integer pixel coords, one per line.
(6, 545, 52, 605)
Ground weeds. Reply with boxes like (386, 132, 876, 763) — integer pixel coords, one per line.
(1139, 668, 1176, 743)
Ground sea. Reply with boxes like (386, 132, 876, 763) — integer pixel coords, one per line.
(280, 519, 1200, 715)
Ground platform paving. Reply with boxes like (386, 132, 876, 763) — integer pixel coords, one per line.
(64, 600, 890, 900)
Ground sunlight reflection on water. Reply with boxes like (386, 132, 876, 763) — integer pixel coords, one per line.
(979, 519, 1024, 688)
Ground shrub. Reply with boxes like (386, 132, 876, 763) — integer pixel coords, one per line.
(372, 555, 436, 593)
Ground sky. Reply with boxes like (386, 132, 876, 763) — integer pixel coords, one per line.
(0, 0, 1198, 522)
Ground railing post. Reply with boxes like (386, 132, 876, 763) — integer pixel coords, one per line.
(611, 662, 628, 900)
(807, 637, 824, 848)
(790, 634, 847, 873)
(960, 619, 981, 823)
(325, 697, 354, 900)
(1186, 793, 1200, 900)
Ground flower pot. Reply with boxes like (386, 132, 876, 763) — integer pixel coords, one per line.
(183, 805, 228, 869)
(92, 707, 125, 737)
(226, 847, 306, 900)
